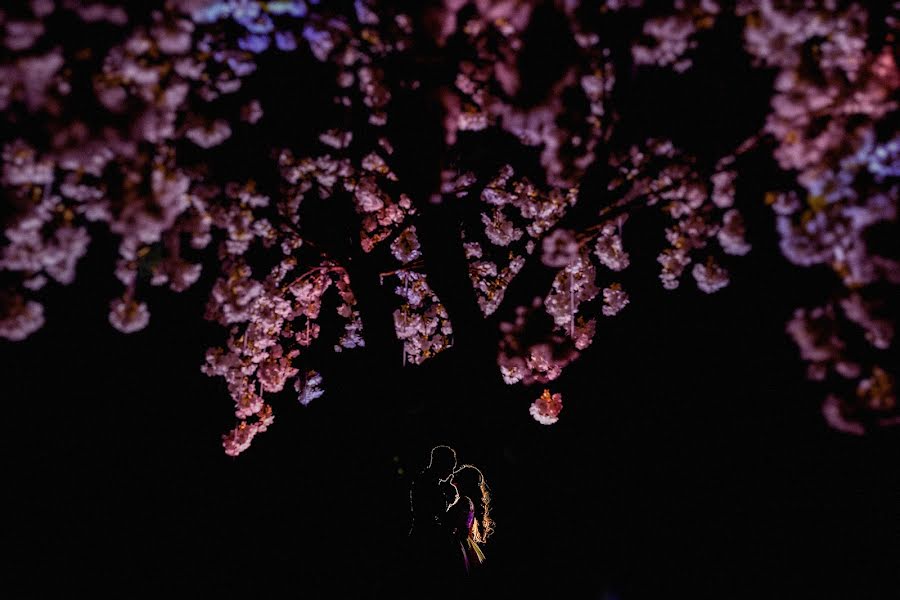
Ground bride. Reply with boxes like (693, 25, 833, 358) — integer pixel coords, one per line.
(447, 465, 493, 575)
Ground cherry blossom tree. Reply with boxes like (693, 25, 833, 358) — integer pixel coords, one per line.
(1, 0, 897, 454)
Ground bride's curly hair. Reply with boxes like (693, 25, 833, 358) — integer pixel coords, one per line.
(452, 464, 494, 543)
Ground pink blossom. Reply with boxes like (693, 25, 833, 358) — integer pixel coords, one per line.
(0, 295, 45, 341)
(717, 210, 751, 256)
(223, 421, 261, 457)
(593, 216, 630, 271)
(152, 18, 194, 55)
(541, 229, 579, 267)
(185, 120, 232, 148)
(601, 284, 629, 316)
(241, 99, 264, 123)
(572, 317, 596, 351)
(5, 20, 45, 52)
(545, 253, 599, 331)
(390, 226, 422, 263)
(257, 350, 299, 394)
(632, 16, 697, 73)
(692, 260, 730, 294)
(786, 305, 843, 365)
(481, 209, 523, 247)
(657, 248, 691, 290)
(296, 371, 325, 406)
(711, 170, 736, 208)
(529, 389, 563, 425)
(319, 129, 353, 149)
(108, 297, 151, 333)
(821, 395, 865, 436)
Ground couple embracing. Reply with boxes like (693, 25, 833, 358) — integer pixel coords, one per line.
(408, 445, 493, 584)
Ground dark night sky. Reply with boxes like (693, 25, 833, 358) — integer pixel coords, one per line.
(4, 4, 899, 599)
(6, 210, 898, 598)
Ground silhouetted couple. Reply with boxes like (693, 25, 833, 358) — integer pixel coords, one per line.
(407, 445, 493, 590)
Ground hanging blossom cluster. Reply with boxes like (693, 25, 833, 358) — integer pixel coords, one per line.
(1, 1, 897, 444)
(530, 389, 563, 425)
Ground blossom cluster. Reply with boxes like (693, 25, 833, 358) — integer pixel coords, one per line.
(388, 226, 453, 366)
(530, 389, 563, 425)
(202, 255, 362, 455)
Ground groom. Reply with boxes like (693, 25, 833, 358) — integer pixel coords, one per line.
(410, 445, 459, 534)
(408, 445, 460, 580)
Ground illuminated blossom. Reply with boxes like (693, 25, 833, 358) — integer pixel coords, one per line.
(717, 209, 751, 256)
(593, 216, 630, 271)
(481, 209, 523, 247)
(390, 226, 421, 263)
(545, 253, 599, 332)
(529, 389, 563, 425)
(296, 371, 325, 406)
(602, 284, 629, 316)
(692, 260, 730, 294)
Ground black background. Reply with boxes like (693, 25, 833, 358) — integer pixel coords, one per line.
(4, 3, 899, 599)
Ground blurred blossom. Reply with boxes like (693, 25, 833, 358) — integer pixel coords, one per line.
(0, 294, 45, 341)
(632, 15, 696, 73)
(185, 120, 232, 148)
(542, 229, 579, 268)
(717, 209, 751, 256)
(108, 297, 151, 333)
(241, 99, 264, 123)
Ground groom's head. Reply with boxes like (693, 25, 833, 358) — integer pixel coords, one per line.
(428, 445, 457, 479)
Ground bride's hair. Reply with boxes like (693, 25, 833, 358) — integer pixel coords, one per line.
(452, 464, 494, 543)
